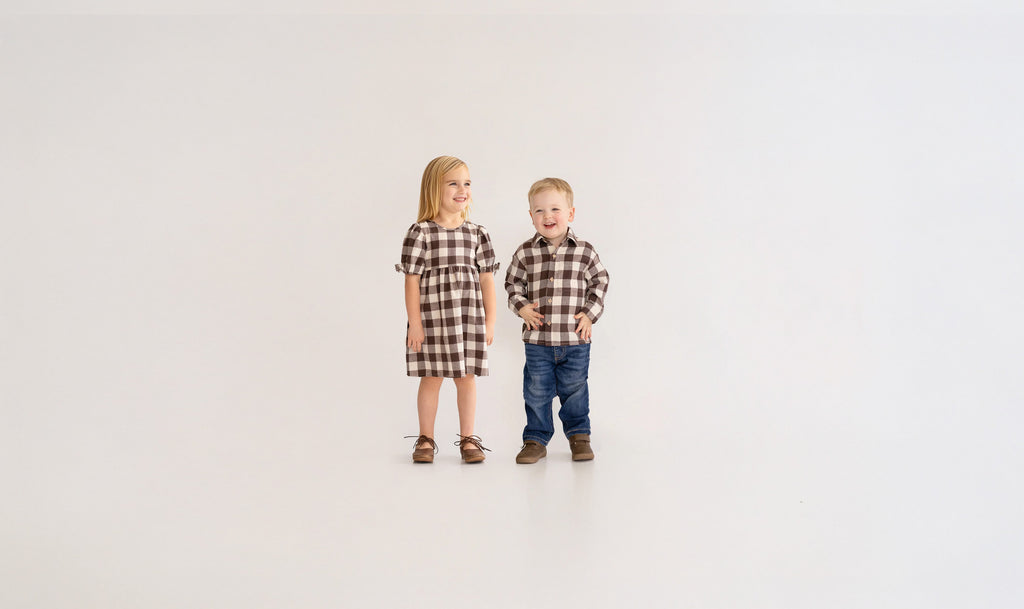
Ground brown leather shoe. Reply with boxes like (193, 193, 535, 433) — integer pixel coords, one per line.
(515, 441, 547, 464)
(405, 435, 438, 463)
(455, 434, 491, 463)
(568, 434, 594, 461)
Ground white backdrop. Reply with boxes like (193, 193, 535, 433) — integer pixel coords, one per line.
(3, 4, 1023, 608)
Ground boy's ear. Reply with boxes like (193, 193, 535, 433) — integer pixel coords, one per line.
(568, 207, 576, 222)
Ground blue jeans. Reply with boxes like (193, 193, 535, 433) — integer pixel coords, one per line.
(522, 343, 591, 445)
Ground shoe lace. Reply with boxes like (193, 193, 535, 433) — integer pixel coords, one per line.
(404, 434, 438, 454)
(454, 434, 492, 452)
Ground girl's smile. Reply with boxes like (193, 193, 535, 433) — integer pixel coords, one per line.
(437, 165, 472, 222)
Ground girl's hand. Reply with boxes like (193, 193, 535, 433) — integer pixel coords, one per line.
(519, 301, 545, 331)
(407, 325, 425, 352)
(573, 312, 592, 342)
(486, 322, 494, 346)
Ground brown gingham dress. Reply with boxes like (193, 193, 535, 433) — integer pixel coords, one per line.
(395, 220, 499, 377)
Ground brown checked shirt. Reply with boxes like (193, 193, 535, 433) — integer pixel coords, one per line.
(505, 228, 609, 346)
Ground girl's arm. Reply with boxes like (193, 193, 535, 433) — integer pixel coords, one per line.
(480, 272, 496, 345)
(405, 274, 424, 352)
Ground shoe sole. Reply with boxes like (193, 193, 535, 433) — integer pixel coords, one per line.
(571, 454, 594, 461)
(516, 455, 546, 464)
(413, 455, 434, 463)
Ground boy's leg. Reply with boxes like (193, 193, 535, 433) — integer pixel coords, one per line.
(554, 344, 591, 438)
(522, 343, 556, 445)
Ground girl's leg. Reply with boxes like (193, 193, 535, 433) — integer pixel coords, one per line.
(417, 376, 444, 448)
(453, 374, 477, 437)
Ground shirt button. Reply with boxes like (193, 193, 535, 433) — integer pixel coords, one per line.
(548, 277, 553, 282)
(547, 298, 552, 303)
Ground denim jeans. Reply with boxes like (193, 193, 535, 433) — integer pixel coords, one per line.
(522, 343, 591, 445)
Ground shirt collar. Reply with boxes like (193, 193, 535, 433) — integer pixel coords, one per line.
(532, 227, 578, 247)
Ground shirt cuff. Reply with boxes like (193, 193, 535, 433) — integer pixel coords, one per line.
(509, 296, 530, 313)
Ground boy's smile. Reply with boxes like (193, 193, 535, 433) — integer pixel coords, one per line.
(529, 188, 575, 246)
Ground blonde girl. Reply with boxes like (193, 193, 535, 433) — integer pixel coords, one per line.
(395, 156, 498, 463)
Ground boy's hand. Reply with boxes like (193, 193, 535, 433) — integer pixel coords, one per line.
(573, 312, 592, 342)
(519, 301, 545, 330)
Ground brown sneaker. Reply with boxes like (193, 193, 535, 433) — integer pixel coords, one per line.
(568, 434, 594, 461)
(405, 435, 437, 463)
(455, 435, 491, 463)
(515, 440, 547, 464)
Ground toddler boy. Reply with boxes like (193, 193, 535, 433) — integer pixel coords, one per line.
(505, 178, 609, 463)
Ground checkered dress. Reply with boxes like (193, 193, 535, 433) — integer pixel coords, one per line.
(505, 228, 609, 346)
(395, 220, 500, 377)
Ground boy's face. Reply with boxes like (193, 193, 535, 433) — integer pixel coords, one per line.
(529, 188, 575, 243)
(439, 165, 471, 218)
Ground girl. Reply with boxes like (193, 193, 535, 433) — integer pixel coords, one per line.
(396, 156, 498, 463)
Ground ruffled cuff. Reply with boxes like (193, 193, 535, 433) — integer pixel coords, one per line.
(395, 263, 424, 274)
(478, 262, 500, 273)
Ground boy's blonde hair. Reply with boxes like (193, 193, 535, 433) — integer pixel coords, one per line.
(418, 155, 470, 222)
(528, 177, 574, 208)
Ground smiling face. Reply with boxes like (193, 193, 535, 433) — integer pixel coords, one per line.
(529, 188, 575, 245)
(438, 165, 472, 220)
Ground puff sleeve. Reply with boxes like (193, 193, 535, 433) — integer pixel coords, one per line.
(474, 225, 500, 273)
(395, 223, 426, 275)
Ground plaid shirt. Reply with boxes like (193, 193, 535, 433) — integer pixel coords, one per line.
(505, 228, 609, 346)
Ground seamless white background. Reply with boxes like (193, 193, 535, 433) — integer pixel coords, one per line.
(2, 3, 1023, 608)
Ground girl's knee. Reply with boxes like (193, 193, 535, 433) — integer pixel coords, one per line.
(453, 374, 476, 385)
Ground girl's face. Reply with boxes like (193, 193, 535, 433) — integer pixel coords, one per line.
(438, 165, 471, 218)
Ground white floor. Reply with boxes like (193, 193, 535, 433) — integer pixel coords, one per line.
(5, 367, 1021, 609)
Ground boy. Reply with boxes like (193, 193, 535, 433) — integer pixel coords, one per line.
(505, 178, 610, 463)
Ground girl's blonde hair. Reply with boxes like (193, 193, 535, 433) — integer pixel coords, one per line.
(418, 155, 470, 222)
